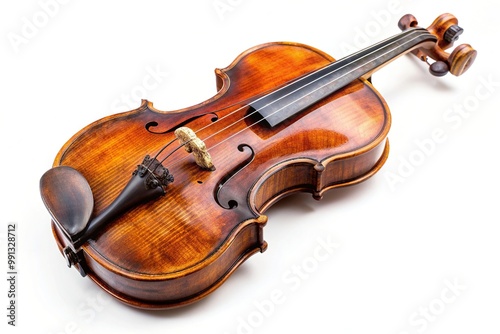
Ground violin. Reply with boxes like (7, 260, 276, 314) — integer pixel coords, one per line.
(40, 13, 476, 309)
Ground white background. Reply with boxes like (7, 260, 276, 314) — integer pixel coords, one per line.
(1, 0, 499, 333)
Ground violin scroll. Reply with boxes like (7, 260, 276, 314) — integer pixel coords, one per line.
(398, 13, 477, 77)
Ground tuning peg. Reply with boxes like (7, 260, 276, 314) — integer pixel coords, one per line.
(429, 61, 449, 77)
(444, 25, 463, 43)
(448, 43, 476, 76)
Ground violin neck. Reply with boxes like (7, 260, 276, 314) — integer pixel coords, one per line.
(251, 28, 438, 128)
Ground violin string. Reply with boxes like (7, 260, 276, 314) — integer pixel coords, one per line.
(151, 28, 433, 171)
(203, 30, 435, 152)
(155, 28, 432, 170)
(199, 29, 431, 144)
(190, 28, 426, 138)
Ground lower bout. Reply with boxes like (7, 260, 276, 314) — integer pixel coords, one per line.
(82, 217, 267, 309)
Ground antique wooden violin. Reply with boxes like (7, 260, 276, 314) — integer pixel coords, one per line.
(40, 14, 476, 309)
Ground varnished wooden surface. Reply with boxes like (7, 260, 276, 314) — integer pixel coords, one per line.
(51, 42, 390, 308)
(4, 1, 497, 333)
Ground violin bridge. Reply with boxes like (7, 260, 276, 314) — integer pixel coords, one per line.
(174, 127, 215, 171)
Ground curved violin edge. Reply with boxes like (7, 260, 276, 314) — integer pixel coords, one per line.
(316, 140, 390, 197)
(51, 214, 268, 309)
(252, 139, 390, 214)
(214, 41, 335, 90)
(87, 244, 264, 309)
(55, 100, 149, 165)
(148, 42, 337, 116)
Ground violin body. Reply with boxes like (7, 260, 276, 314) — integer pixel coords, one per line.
(50, 42, 390, 308)
(41, 13, 476, 309)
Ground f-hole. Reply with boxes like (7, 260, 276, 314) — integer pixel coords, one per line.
(145, 112, 219, 134)
(215, 144, 255, 209)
